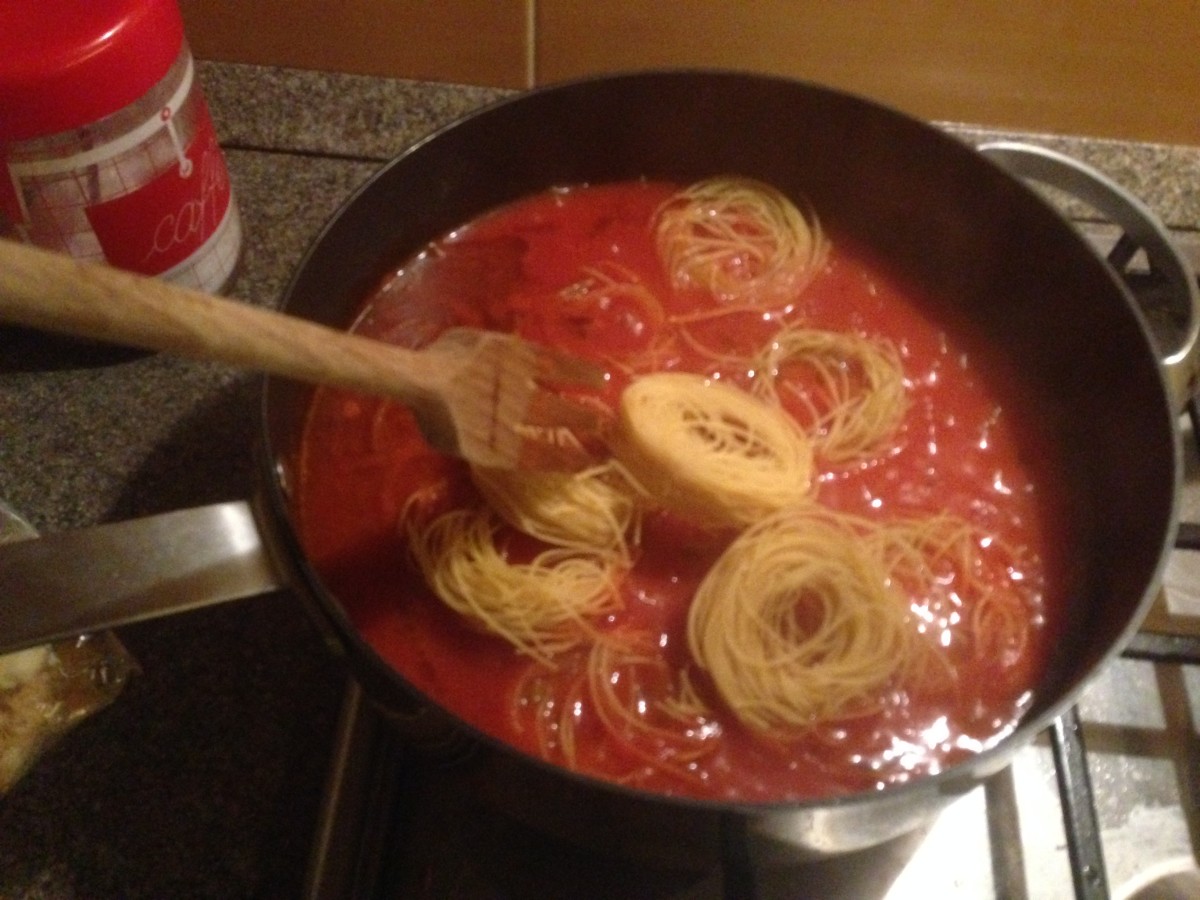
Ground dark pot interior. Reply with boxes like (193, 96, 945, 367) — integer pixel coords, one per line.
(256, 71, 1180, 856)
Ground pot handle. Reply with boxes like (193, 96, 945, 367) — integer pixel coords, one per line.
(979, 141, 1200, 413)
(0, 501, 284, 655)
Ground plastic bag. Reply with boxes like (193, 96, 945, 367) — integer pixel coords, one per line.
(0, 499, 138, 793)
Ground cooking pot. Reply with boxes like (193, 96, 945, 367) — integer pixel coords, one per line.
(1, 71, 1197, 860)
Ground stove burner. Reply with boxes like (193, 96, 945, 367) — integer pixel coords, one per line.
(302, 404, 1200, 900)
(302, 255, 1200, 900)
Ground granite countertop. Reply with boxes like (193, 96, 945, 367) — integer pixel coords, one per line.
(0, 61, 1197, 899)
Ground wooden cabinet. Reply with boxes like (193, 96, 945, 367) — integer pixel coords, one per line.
(178, 0, 530, 87)
(179, 0, 1200, 144)
(537, 1, 1200, 145)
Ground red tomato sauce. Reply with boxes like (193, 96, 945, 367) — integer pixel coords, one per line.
(294, 181, 1080, 802)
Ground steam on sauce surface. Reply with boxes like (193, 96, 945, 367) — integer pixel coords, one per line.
(295, 180, 1080, 802)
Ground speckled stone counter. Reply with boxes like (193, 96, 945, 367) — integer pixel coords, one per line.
(0, 61, 1197, 899)
(0, 62, 510, 900)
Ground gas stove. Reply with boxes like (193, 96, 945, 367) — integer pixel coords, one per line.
(298, 443, 1200, 900)
(301, 231, 1200, 900)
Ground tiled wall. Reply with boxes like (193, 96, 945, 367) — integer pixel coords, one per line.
(180, 0, 1199, 144)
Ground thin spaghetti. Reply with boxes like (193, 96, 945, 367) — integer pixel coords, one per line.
(512, 654, 589, 766)
(655, 176, 828, 308)
(512, 632, 720, 787)
(403, 505, 624, 666)
(868, 514, 1039, 672)
(557, 262, 670, 368)
(611, 371, 815, 528)
(586, 631, 719, 783)
(470, 458, 642, 558)
(687, 507, 917, 735)
(752, 326, 909, 466)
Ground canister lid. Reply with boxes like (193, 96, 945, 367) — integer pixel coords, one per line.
(0, 0, 185, 142)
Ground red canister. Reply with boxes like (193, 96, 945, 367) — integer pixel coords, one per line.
(0, 0, 242, 293)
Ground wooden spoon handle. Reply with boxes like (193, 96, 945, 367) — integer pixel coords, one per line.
(0, 239, 440, 402)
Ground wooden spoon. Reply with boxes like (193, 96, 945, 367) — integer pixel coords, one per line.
(0, 239, 604, 470)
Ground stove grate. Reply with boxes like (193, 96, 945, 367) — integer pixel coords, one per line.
(1050, 394, 1200, 900)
